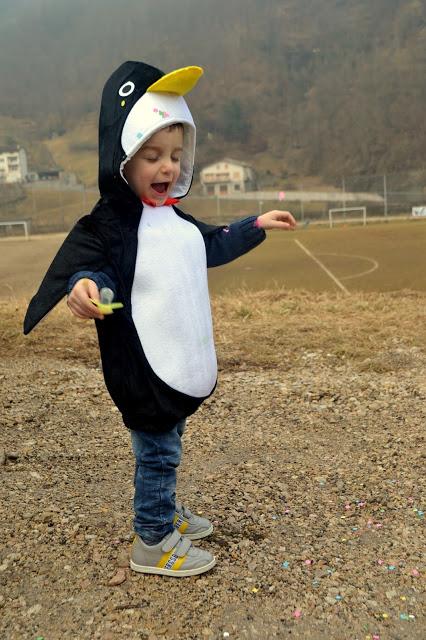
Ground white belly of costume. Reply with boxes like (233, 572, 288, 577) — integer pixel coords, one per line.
(131, 205, 217, 398)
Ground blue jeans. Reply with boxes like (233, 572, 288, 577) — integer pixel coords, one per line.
(130, 419, 186, 544)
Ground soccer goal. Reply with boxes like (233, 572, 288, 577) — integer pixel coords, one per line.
(412, 206, 426, 218)
(0, 220, 30, 239)
(328, 207, 367, 228)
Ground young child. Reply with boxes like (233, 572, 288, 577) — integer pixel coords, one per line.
(24, 61, 296, 577)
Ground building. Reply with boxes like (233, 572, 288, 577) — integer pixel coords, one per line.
(37, 169, 62, 181)
(0, 147, 28, 183)
(27, 169, 79, 186)
(200, 158, 256, 196)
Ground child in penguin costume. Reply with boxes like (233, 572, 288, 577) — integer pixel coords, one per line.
(24, 61, 296, 576)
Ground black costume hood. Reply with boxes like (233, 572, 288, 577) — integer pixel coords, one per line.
(99, 61, 202, 202)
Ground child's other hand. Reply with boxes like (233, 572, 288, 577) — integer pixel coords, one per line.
(67, 278, 104, 320)
(257, 210, 296, 231)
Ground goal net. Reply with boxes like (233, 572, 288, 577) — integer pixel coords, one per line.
(328, 207, 367, 228)
(0, 220, 30, 239)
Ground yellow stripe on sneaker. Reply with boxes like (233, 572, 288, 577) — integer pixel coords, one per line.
(173, 513, 189, 533)
(177, 520, 189, 534)
(172, 555, 186, 571)
(157, 549, 187, 571)
(157, 550, 175, 569)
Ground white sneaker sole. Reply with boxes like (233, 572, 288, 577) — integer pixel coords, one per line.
(130, 555, 216, 577)
(182, 523, 214, 540)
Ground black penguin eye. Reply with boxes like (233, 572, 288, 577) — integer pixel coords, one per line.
(118, 81, 135, 97)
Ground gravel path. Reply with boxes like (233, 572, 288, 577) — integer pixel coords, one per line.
(1, 291, 425, 639)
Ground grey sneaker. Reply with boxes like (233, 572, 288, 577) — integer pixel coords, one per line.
(174, 501, 214, 540)
(130, 529, 216, 577)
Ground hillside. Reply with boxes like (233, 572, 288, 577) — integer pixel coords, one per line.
(0, 0, 425, 182)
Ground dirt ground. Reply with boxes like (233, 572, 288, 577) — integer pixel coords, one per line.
(0, 289, 425, 639)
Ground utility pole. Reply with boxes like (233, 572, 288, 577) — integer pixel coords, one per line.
(31, 187, 36, 217)
(342, 176, 346, 214)
(58, 184, 64, 230)
(383, 174, 388, 217)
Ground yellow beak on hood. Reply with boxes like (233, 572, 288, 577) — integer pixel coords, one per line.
(147, 66, 204, 96)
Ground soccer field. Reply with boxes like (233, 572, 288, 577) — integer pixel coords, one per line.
(0, 219, 425, 300)
(208, 218, 426, 295)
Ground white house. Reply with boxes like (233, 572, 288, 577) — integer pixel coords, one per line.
(200, 158, 256, 196)
(0, 147, 28, 183)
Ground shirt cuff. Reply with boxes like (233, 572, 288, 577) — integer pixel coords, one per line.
(67, 271, 116, 296)
(236, 215, 266, 245)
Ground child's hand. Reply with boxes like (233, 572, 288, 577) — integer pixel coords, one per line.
(257, 210, 296, 231)
(67, 278, 104, 320)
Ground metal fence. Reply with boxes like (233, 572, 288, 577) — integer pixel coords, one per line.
(0, 169, 424, 235)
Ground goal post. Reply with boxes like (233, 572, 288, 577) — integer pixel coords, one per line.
(412, 206, 426, 217)
(328, 207, 367, 228)
(0, 220, 30, 239)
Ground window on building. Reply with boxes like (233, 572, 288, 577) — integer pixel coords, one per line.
(219, 184, 228, 194)
(207, 185, 214, 195)
(234, 184, 241, 191)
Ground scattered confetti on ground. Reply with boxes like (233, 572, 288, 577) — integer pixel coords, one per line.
(1, 291, 425, 639)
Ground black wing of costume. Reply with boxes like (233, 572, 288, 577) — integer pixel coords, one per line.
(23, 214, 107, 335)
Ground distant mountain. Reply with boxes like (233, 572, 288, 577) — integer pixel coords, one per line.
(0, 0, 424, 181)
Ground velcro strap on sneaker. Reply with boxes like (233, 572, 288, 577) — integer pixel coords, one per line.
(161, 529, 182, 553)
(175, 536, 192, 557)
(175, 501, 193, 519)
(157, 530, 192, 570)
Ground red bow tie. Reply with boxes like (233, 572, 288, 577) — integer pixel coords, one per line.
(141, 197, 180, 207)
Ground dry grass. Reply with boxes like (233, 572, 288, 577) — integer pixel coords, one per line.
(3, 288, 425, 369)
(212, 288, 426, 369)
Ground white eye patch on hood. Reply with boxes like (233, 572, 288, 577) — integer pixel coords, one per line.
(120, 91, 196, 199)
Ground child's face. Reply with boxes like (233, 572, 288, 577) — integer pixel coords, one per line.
(123, 126, 184, 205)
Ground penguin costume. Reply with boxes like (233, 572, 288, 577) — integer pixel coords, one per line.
(23, 61, 266, 432)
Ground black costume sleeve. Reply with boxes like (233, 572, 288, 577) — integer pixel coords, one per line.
(191, 215, 266, 268)
(23, 216, 108, 335)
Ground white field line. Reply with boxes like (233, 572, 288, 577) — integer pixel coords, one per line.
(294, 239, 350, 294)
(315, 253, 379, 281)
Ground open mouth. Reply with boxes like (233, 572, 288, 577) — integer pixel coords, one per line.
(151, 182, 169, 194)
